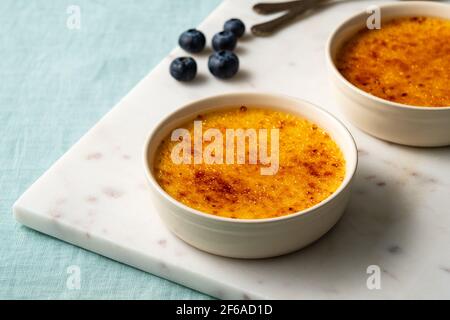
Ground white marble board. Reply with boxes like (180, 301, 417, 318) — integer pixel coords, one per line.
(13, 0, 450, 299)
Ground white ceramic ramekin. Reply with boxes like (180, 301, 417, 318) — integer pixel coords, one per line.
(144, 93, 357, 259)
(326, 1, 450, 147)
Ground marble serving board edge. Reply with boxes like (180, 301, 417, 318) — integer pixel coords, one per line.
(13, 202, 250, 299)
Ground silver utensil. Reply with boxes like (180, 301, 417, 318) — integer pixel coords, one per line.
(251, 0, 433, 36)
(253, 0, 305, 14)
(251, 0, 327, 36)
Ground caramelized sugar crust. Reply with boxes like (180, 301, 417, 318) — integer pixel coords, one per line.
(153, 107, 345, 219)
(337, 17, 450, 107)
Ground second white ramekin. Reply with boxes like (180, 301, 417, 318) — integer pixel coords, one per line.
(326, 1, 450, 147)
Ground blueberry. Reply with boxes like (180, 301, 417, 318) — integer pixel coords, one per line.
(170, 57, 197, 81)
(208, 51, 239, 79)
(212, 31, 237, 51)
(178, 29, 206, 53)
(224, 18, 246, 38)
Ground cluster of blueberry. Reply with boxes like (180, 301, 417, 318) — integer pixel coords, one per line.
(169, 19, 246, 81)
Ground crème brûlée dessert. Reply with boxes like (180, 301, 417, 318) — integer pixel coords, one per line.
(336, 16, 450, 107)
(153, 107, 345, 219)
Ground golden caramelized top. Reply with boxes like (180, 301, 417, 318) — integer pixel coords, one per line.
(337, 16, 450, 107)
(153, 107, 345, 219)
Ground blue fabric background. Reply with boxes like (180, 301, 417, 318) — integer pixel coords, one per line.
(0, 0, 222, 299)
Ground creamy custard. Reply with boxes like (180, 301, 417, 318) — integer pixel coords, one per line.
(337, 16, 450, 107)
(153, 107, 345, 219)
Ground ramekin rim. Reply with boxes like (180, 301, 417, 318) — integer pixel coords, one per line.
(143, 91, 358, 225)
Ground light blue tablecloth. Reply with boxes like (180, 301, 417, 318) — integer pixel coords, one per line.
(0, 0, 221, 299)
